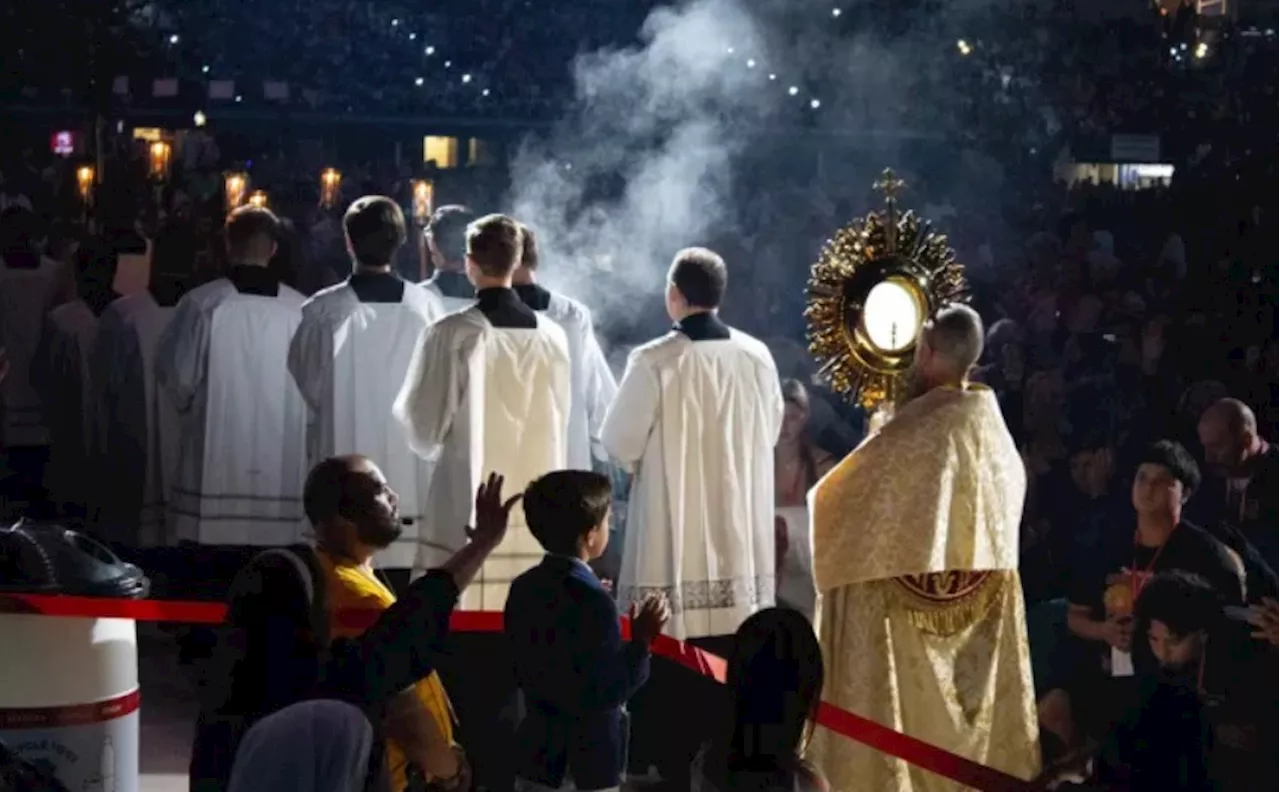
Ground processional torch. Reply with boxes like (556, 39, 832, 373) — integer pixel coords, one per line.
(412, 179, 435, 280)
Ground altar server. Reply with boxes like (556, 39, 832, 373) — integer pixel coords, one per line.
(1, 208, 64, 507)
(288, 196, 444, 586)
(421, 205, 478, 313)
(93, 237, 187, 549)
(31, 240, 120, 515)
(394, 213, 570, 609)
(155, 206, 308, 561)
(602, 246, 784, 641)
(512, 224, 617, 470)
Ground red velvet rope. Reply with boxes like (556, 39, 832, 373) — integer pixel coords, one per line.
(0, 592, 1033, 791)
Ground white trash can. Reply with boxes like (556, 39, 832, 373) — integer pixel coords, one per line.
(0, 520, 149, 792)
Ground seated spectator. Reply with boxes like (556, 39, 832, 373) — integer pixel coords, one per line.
(306, 455, 466, 790)
(506, 469, 670, 792)
(1042, 440, 1246, 751)
(1068, 572, 1279, 791)
(228, 700, 374, 792)
(191, 465, 520, 792)
(692, 608, 827, 792)
(1192, 398, 1278, 585)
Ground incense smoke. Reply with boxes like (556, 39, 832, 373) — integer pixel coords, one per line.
(506, 0, 1031, 339)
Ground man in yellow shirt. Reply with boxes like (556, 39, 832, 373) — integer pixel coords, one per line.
(306, 454, 468, 791)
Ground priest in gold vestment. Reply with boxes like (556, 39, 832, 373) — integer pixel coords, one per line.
(807, 305, 1040, 792)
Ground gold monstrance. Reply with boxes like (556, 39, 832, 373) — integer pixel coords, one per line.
(805, 169, 969, 408)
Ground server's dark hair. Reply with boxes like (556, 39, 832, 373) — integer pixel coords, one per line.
(670, 247, 728, 308)
(344, 196, 407, 268)
(429, 205, 477, 265)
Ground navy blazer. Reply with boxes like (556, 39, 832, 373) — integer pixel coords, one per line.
(505, 555, 651, 790)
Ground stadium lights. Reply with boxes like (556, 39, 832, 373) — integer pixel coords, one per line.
(1194, 42, 1209, 59)
(747, 58, 756, 68)
(462, 73, 472, 83)
(169, 34, 180, 44)
(415, 77, 424, 86)
(425, 46, 435, 55)
(832, 8, 842, 17)
(788, 86, 799, 96)
(957, 39, 972, 56)
(810, 99, 821, 109)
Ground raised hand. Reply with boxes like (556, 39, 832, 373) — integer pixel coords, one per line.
(1247, 597, 1278, 646)
(465, 472, 522, 550)
(630, 592, 672, 645)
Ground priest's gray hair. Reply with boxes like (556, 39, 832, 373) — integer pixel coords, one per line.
(923, 303, 984, 374)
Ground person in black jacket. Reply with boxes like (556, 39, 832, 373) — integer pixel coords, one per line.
(190, 470, 522, 792)
(505, 470, 670, 792)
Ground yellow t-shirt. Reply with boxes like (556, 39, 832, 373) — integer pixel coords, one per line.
(318, 551, 455, 791)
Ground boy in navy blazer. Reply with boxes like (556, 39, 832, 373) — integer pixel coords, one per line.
(506, 470, 671, 792)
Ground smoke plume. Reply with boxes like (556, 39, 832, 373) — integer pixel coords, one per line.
(506, 0, 1023, 337)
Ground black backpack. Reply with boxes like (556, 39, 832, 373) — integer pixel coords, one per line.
(191, 544, 334, 792)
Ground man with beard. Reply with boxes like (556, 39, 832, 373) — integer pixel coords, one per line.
(807, 304, 1041, 792)
(309, 455, 467, 791)
(191, 459, 522, 792)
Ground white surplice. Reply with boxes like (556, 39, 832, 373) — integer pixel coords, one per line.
(287, 278, 444, 569)
(0, 256, 64, 447)
(93, 292, 180, 547)
(421, 277, 476, 314)
(601, 326, 784, 639)
(154, 278, 308, 546)
(539, 291, 617, 470)
(394, 307, 571, 609)
(31, 299, 107, 509)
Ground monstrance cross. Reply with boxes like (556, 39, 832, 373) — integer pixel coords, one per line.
(873, 169, 906, 202)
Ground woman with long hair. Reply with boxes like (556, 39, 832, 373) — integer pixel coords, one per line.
(774, 380, 835, 620)
(774, 380, 835, 507)
(692, 608, 828, 792)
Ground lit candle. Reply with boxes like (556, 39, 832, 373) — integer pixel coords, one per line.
(148, 140, 172, 181)
(224, 172, 248, 210)
(319, 168, 342, 209)
(411, 179, 434, 226)
(75, 165, 95, 204)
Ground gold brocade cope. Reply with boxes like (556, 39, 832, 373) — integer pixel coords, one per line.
(892, 571, 999, 637)
(809, 384, 1026, 592)
(808, 571, 1041, 792)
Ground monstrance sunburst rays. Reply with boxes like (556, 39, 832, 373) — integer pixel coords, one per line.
(805, 169, 969, 408)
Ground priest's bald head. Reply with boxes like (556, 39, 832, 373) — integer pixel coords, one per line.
(1198, 398, 1263, 478)
(906, 303, 984, 400)
(464, 213, 525, 288)
(666, 247, 727, 322)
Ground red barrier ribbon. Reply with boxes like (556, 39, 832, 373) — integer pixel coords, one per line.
(0, 592, 1032, 791)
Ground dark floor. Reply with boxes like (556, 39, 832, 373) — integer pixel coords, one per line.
(137, 625, 200, 792)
